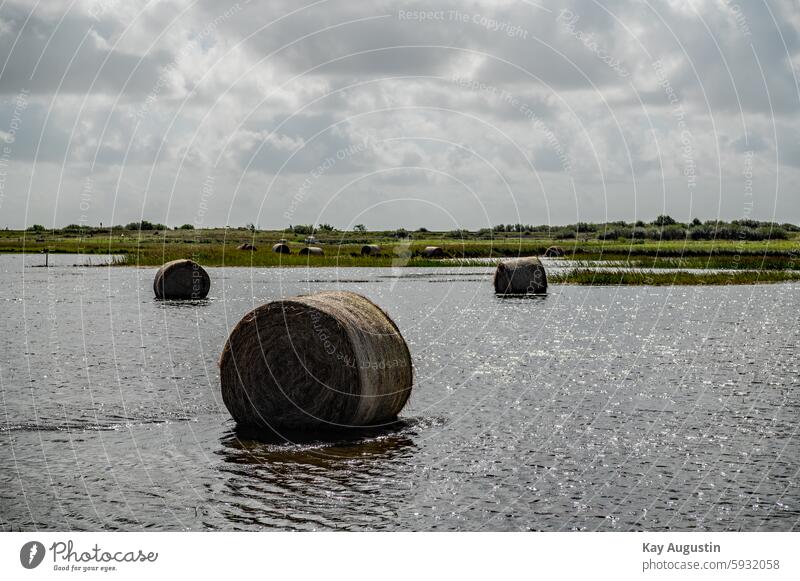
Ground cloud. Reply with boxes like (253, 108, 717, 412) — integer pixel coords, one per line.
(0, 3, 170, 97)
(1, 0, 799, 228)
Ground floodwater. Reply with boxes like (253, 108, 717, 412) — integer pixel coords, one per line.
(1, 254, 798, 531)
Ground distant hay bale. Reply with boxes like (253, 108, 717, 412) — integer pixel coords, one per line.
(421, 246, 445, 258)
(544, 246, 565, 258)
(272, 243, 291, 254)
(219, 291, 413, 431)
(361, 244, 381, 256)
(153, 259, 210, 299)
(494, 257, 547, 295)
(299, 246, 324, 256)
(237, 243, 257, 251)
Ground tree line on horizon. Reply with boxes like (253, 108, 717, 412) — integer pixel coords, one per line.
(18, 215, 799, 242)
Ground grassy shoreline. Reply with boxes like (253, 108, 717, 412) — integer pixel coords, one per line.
(552, 269, 800, 286)
(3, 228, 799, 284)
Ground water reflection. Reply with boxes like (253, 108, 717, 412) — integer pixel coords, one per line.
(494, 293, 549, 301)
(215, 426, 417, 530)
(220, 431, 416, 466)
(153, 298, 213, 308)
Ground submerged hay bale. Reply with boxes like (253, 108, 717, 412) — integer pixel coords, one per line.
(272, 243, 291, 254)
(421, 246, 445, 258)
(299, 246, 324, 256)
(361, 244, 381, 256)
(219, 291, 413, 431)
(494, 257, 547, 295)
(237, 243, 257, 251)
(153, 259, 210, 299)
(544, 245, 565, 258)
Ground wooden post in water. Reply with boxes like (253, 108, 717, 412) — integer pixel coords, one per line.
(45, 249, 48, 267)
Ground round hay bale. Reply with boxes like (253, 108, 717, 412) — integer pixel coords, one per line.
(219, 291, 413, 431)
(544, 245, 565, 258)
(153, 259, 210, 299)
(237, 243, 257, 251)
(299, 246, 324, 256)
(421, 246, 445, 258)
(494, 257, 547, 295)
(272, 243, 291, 254)
(361, 244, 381, 256)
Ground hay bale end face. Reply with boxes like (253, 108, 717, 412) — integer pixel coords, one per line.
(494, 257, 547, 295)
(422, 246, 445, 258)
(361, 244, 381, 256)
(153, 259, 210, 299)
(272, 243, 291, 254)
(237, 243, 257, 251)
(219, 291, 413, 431)
(544, 246, 565, 258)
(299, 246, 324, 256)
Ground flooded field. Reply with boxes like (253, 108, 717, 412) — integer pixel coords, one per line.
(1, 255, 798, 531)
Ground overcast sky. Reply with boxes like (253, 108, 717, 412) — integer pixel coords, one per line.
(0, 0, 798, 230)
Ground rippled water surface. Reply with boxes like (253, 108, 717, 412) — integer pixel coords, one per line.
(1, 254, 799, 531)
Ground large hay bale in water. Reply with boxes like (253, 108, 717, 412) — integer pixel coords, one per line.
(299, 246, 324, 256)
(361, 244, 381, 256)
(544, 245, 565, 258)
(272, 243, 290, 254)
(219, 291, 413, 431)
(494, 257, 547, 295)
(421, 246, 445, 258)
(153, 259, 210, 299)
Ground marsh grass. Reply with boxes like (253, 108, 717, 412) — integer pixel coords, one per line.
(113, 246, 449, 268)
(552, 269, 800, 286)
(2, 229, 798, 273)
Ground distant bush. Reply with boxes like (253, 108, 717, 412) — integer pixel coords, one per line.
(448, 229, 471, 238)
(598, 227, 631, 240)
(691, 224, 787, 241)
(758, 226, 788, 240)
(62, 224, 92, 232)
(27, 224, 46, 232)
(653, 214, 677, 226)
(126, 220, 166, 231)
(178, 224, 195, 230)
(655, 225, 688, 240)
(732, 219, 760, 229)
(553, 228, 577, 239)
